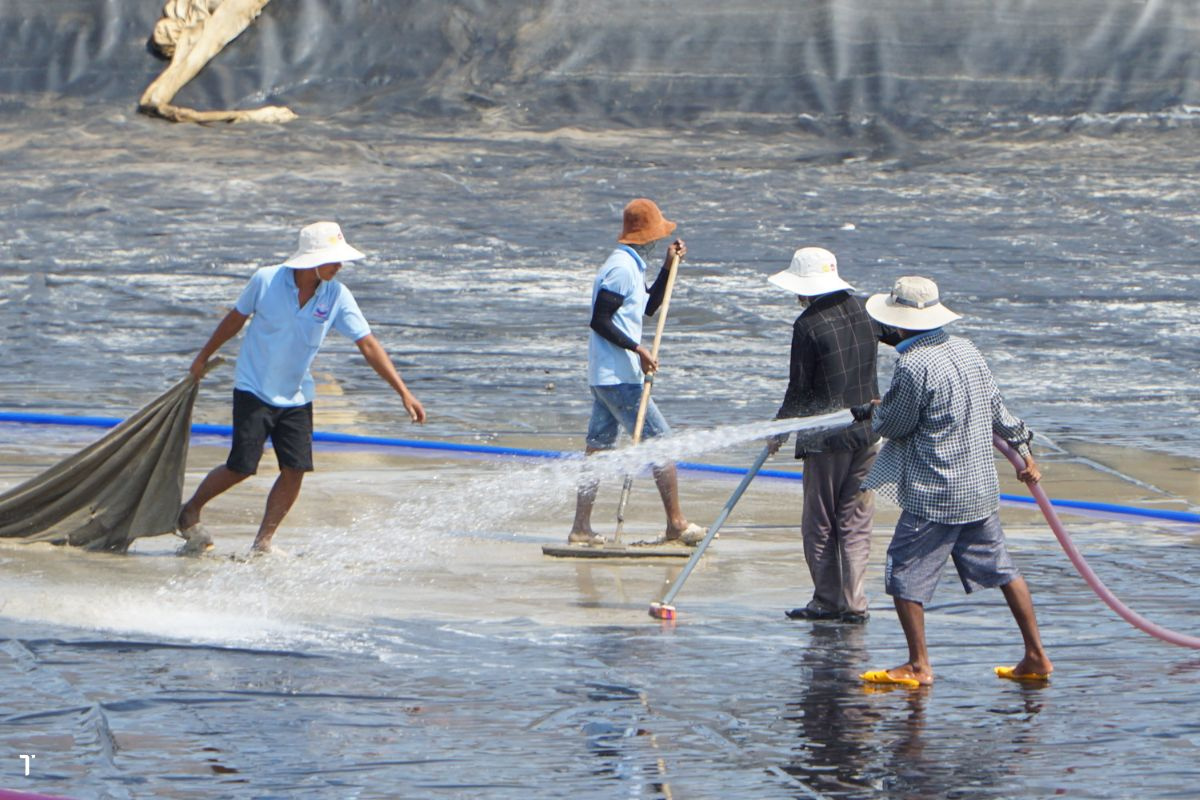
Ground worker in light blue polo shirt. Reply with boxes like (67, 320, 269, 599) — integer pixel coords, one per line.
(177, 222, 426, 554)
(566, 198, 704, 547)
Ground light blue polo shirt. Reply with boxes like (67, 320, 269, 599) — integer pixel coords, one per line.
(588, 245, 648, 386)
(233, 265, 371, 407)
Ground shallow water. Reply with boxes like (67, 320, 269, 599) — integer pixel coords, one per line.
(3, 108, 1200, 464)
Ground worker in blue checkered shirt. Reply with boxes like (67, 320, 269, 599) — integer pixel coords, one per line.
(855, 276, 1053, 688)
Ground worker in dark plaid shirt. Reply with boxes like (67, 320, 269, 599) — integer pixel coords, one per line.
(856, 276, 1053, 688)
(766, 247, 882, 624)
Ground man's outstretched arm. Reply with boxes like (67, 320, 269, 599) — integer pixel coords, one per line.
(355, 333, 426, 423)
(189, 309, 248, 381)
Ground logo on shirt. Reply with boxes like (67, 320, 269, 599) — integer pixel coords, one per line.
(314, 299, 332, 321)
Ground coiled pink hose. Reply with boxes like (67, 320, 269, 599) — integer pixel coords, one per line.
(994, 435, 1200, 649)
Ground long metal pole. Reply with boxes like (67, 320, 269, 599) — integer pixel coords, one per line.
(650, 444, 773, 616)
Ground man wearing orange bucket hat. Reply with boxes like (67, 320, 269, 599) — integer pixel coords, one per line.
(178, 222, 426, 554)
(854, 276, 1052, 687)
(565, 198, 704, 547)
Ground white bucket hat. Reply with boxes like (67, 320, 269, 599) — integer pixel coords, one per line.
(767, 247, 855, 296)
(865, 276, 962, 331)
(281, 221, 366, 269)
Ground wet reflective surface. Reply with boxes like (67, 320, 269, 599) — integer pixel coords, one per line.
(1, 444, 1198, 798)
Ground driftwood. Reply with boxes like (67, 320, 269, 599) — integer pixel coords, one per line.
(139, 0, 296, 123)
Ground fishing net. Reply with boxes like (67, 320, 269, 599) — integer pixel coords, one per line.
(0, 375, 200, 552)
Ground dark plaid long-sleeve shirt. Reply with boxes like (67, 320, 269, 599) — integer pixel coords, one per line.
(862, 329, 1034, 524)
(775, 291, 881, 457)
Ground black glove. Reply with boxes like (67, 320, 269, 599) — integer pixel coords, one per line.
(850, 402, 875, 422)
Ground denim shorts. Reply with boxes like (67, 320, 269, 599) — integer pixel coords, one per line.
(585, 383, 671, 450)
(884, 510, 1019, 604)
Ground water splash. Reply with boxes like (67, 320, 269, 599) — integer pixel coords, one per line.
(151, 411, 851, 640)
(306, 411, 850, 570)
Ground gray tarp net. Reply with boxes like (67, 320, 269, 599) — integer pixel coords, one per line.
(0, 375, 198, 552)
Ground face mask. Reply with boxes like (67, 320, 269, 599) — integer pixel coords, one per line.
(632, 241, 659, 261)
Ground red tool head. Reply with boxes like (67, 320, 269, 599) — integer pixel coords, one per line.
(648, 602, 676, 621)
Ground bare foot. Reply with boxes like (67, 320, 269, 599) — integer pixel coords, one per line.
(1010, 653, 1054, 678)
(664, 522, 704, 545)
(176, 527, 214, 556)
(664, 517, 689, 539)
(886, 663, 934, 686)
(568, 528, 605, 545)
(177, 503, 200, 532)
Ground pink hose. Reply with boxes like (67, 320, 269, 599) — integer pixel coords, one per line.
(994, 435, 1200, 649)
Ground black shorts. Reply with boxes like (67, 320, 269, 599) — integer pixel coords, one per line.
(226, 389, 314, 475)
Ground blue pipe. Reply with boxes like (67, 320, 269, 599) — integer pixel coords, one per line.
(1, 411, 1197, 526)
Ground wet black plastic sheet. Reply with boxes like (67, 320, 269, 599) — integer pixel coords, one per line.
(1, 0, 1198, 133)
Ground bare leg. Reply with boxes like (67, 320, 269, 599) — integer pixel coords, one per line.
(568, 448, 604, 543)
(179, 465, 251, 530)
(251, 468, 305, 553)
(999, 577, 1054, 676)
(651, 462, 690, 537)
(569, 478, 599, 534)
(887, 597, 935, 685)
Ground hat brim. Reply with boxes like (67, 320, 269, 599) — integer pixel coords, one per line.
(617, 217, 677, 245)
(865, 293, 962, 331)
(281, 242, 366, 269)
(768, 270, 855, 296)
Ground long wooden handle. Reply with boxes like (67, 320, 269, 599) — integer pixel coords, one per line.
(647, 253, 681, 362)
(629, 253, 680, 446)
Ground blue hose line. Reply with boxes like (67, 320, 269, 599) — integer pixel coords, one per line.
(2, 410, 1198, 526)
(996, 492, 1200, 524)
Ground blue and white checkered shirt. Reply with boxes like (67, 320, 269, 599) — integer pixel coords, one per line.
(862, 329, 1034, 524)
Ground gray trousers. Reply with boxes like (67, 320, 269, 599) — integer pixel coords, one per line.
(800, 443, 879, 615)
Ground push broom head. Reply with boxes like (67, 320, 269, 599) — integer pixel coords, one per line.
(648, 602, 676, 620)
